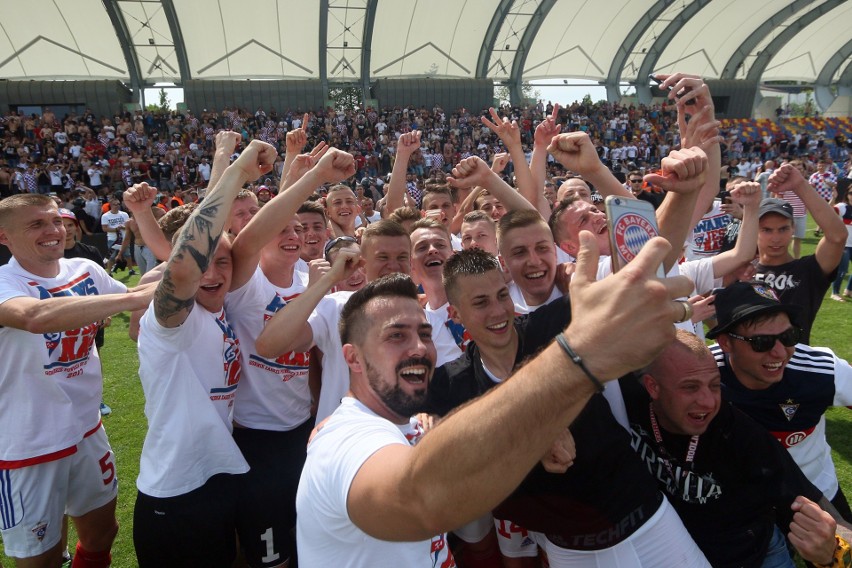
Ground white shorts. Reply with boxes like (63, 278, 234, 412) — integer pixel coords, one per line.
(494, 518, 541, 558)
(0, 425, 118, 558)
(453, 513, 494, 544)
(538, 498, 710, 567)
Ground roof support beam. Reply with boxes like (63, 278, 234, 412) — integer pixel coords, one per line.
(722, 0, 817, 79)
(635, 0, 712, 105)
(319, 0, 329, 101)
(476, 0, 514, 78)
(839, 60, 852, 88)
(508, 0, 555, 106)
(814, 37, 852, 111)
(160, 0, 190, 83)
(745, 0, 845, 83)
(102, 0, 143, 98)
(360, 0, 378, 103)
(604, 0, 673, 102)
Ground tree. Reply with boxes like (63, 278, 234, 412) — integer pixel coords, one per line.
(158, 88, 170, 111)
(146, 88, 171, 113)
(493, 84, 542, 106)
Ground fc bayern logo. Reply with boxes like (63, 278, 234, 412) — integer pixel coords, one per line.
(613, 214, 659, 262)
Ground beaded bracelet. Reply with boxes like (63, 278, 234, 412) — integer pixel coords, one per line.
(555, 333, 605, 393)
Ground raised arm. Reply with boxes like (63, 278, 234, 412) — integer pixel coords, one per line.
(206, 130, 241, 192)
(124, 183, 171, 261)
(481, 108, 537, 207)
(255, 248, 363, 357)
(548, 132, 632, 199)
(529, 104, 561, 216)
(644, 146, 709, 272)
(386, 131, 421, 213)
(230, 146, 352, 290)
(280, 113, 310, 184)
(658, 74, 723, 230)
(347, 232, 694, 540)
(447, 156, 536, 215)
(768, 163, 846, 274)
(154, 140, 276, 328)
(710, 181, 761, 279)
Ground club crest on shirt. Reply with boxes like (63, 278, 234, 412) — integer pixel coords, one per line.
(31, 521, 48, 541)
(779, 399, 799, 421)
(751, 284, 779, 301)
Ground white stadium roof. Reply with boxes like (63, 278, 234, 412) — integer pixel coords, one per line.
(0, 0, 849, 91)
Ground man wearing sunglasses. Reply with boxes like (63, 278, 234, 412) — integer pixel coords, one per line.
(708, 281, 852, 523)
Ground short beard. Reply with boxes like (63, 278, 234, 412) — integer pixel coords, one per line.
(365, 357, 431, 418)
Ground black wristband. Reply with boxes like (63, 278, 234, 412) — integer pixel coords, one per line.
(555, 333, 606, 393)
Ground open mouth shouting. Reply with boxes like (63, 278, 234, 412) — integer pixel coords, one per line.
(396, 357, 433, 386)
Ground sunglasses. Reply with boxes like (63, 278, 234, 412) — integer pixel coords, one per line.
(324, 235, 359, 263)
(726, 327, 801, 352)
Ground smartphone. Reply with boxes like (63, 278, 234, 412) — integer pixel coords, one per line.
(605, 195, 665, 277)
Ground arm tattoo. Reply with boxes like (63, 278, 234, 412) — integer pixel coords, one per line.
(154, 267, 195, 322)
(170, 193, 227, 273)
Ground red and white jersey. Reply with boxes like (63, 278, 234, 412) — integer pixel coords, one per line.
(137, 302, 248, 498)
(712, 343, 852, 498)
(226, 267, 311, 431)
(686, 201, 731, 260)
(0, 258, 125, 464)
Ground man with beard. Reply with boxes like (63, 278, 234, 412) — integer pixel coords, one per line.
(294, 224, 699, 567)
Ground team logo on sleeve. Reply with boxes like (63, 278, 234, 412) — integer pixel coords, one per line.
(779, 399, 799, 421)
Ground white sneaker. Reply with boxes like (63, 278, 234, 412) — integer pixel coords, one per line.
(830, 294, 844, 302)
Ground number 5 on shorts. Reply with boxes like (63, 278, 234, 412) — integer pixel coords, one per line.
(99, 452, 115, 486)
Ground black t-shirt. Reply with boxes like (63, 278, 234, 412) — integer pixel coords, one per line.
(753, 254, 833, 344)
(619, 377, 822, 568)
(426, 296, 663, 546)
(64, 241, 103, 266)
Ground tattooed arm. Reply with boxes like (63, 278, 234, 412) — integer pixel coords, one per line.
(154, 139, 277, 328)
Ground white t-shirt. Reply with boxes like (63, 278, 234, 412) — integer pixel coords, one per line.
(87, 168, 103, 186)
(686, 201, 731, 261)
(508, 284, 562, 315)
(296, 397, 454, 568)
(101, 210, 129, 245)
(226, 267, 312, 431)
(308, 291, 356, 422)
(137, 302, 249, 498)
(425, 302, 464, 362)
(198, 162, 211, 181)
(0, 258, 125, 462)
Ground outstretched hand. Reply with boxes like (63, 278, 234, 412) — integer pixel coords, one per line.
(566, 231, 693, 382)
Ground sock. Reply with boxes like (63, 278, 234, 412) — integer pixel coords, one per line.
(71, 542, 112, 568)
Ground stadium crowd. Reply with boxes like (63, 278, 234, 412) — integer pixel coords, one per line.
(2, 72, 852, 568)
